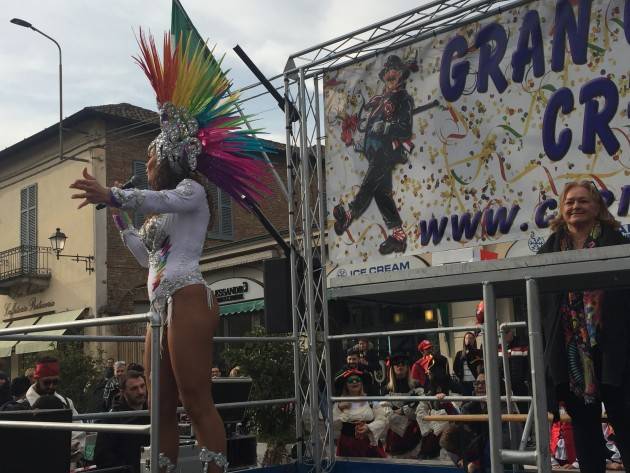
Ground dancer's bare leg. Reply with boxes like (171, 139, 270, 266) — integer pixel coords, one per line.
(169, 284, 226, 471)
(144, 325, 180, 468)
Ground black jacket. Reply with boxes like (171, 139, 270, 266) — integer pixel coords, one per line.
(453, 348, 483, 382)
(93, 398, 149, 473)
(0, 398, 31, 411)
(538, 225, 630, 392)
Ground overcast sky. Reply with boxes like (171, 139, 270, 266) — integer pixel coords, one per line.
(0, 0, 427, 150)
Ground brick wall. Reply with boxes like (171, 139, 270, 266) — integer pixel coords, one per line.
(214, 152, 289, 245)
(104, 118, 156, 316)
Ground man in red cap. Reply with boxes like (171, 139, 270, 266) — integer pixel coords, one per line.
(25, 356, 84, 457)
(411, 340, 450, 389)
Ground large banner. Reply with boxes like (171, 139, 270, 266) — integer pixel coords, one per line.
(324, 0, 630, 266)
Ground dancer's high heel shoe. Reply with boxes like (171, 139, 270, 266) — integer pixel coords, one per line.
(199, 447, 229, 473)
(158, 452, 177, 472)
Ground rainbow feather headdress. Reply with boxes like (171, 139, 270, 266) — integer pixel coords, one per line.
(135, 29, 271, 205)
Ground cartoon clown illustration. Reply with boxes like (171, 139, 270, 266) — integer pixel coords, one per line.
(333, 54, 417, 255)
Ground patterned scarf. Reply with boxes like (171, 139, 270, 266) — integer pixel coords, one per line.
(559, 223, 604, 403)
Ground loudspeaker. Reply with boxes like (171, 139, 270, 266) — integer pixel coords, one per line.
(211, 377, 252, 425)
(0, 408, 71, 473)
(263, 258, 292, 333)
(227, 434, 257, 468)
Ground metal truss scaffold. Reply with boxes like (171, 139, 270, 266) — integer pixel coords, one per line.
(285, 69, 334, 472)
(281, 1, 532, 472)
(284, 0, 533, 77)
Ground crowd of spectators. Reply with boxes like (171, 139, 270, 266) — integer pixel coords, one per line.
(332, 335, 534, 472)
(332, 329, 625, 472)
(0, 355, 147, 472)
(333, 334, 482, 464)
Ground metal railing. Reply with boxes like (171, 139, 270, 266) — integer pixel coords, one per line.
(0, 245, 51, 280)
(327, 316, 539, 471)
(0, 313, 299, 473)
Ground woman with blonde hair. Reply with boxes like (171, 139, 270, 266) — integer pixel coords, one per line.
(538, 180, 630, 473)
(381, 352, 423, 458)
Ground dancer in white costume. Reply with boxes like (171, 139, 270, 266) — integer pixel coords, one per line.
(71, 29, 271, 473)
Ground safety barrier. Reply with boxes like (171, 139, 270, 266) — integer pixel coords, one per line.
(327, 320, 536, 472)
(0, 313, 299, 472)
(326, 245, 630, 472)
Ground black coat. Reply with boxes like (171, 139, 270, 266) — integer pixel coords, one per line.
(93, 398, 149, 473)
(538, 225, 630, 392)
(453, 348, 483, 382)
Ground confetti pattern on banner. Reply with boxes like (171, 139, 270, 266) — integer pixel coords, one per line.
(324, 0, 630, 266)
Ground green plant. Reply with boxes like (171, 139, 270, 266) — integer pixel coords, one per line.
(222, 325, 295, 451)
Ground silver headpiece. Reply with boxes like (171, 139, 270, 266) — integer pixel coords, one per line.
(151, 102, 201, 175)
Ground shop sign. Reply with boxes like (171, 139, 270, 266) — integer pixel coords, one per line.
(329, 255, 428, 280)
(4, 297, 55, 317)
(210, 278, 264, 304)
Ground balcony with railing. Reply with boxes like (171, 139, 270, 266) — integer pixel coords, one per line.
(0, 246, 52, 298)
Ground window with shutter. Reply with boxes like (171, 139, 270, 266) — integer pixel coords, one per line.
(20, 184, 37, 272)
(207, 184, 233, 240)
(131, 160, 149, 228)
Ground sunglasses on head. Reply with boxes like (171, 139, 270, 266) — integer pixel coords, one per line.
(41, 378, 60, 387)
(346, 376, 362, 384)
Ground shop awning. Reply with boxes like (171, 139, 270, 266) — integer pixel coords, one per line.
(219, 299, 264, 316)
(0, 316, 42, 358)
(14, 308, 88, 355)
(0, 320, 10, 358)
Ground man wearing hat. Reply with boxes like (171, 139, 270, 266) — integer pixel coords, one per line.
(333, 54, 417, 255)
(411, 339, 450, 389)
(25, 356, 85, 456)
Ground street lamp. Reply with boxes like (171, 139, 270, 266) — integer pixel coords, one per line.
(49, 228, 94, 273)
(11, 18, 63, 160)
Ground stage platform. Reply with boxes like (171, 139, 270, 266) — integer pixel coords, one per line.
(238, 461, 625, 472)
(242, 460, 459, 472)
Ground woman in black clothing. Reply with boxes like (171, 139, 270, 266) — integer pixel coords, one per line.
(453, 332, 483, 395)
(538, 180, 630, 473)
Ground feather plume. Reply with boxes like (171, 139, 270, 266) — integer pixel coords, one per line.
(134, 29, 179, 105)
(134, 29, 273, 207)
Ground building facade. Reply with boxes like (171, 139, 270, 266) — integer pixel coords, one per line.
(0, 102, 292, 377)
(0, 103, 159, 375)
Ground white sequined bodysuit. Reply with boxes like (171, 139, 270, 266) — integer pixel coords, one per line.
(111, 179, 211, 324)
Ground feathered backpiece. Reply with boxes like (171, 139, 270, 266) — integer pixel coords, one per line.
(134, 28, 271, 206)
